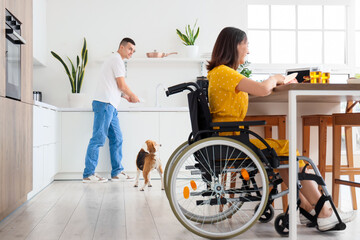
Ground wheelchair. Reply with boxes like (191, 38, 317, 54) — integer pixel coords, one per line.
(164, 82, 346, 239)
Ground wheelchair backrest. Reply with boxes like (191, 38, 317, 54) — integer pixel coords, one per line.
(187, 89, 212, 137)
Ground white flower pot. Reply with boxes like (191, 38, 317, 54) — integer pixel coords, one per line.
(68, 93, 86, 108)
(185, 45, 199, 58)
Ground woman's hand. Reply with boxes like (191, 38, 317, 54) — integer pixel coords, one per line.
(270, 74, 286, 85)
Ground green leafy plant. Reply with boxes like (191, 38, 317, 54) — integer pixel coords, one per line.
(237, 60, 252, 78)
(51, 38, 88, 93)
(176, 20, 200, 46)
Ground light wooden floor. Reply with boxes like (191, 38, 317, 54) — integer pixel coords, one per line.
(0, 180, 359, 240)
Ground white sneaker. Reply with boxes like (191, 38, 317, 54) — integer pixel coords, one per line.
(317, 211, 338, 231)
(317, 209, 356, 231)
(337, 210, 357, 223)
(83, 173, 108, 183)
(300, 209, 315, 225)
(111, 171, 134, 182)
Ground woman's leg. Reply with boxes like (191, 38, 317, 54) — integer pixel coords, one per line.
(278, 168, 332, 218)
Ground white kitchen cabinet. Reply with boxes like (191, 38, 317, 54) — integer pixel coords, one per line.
(59, 111, 160, 178)
(159, 112, 191, 166)
(29, 105, 60, 199)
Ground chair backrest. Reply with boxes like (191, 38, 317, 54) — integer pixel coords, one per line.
(187, 89, 212, 136)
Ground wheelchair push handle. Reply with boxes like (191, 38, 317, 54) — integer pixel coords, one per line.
(166, 82, 200, 96)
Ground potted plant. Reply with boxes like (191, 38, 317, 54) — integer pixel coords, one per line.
(176, 20, 200, 58)
(51, 38, 88, 107)
(237, 60, 252, 78)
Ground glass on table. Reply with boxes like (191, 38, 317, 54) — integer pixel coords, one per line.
(310, 66, 322, 84)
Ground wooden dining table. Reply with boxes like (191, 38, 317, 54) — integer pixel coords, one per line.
(250, 83, 360, 240)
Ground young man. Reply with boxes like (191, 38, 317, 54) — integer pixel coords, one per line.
(83, 38, 139, 183)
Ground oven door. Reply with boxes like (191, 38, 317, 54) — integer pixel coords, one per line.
(5, 37, 21, 100)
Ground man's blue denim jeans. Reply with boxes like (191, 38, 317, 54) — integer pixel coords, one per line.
(83, 101, 123, 178)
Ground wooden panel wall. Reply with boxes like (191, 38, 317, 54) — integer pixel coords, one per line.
(0, 1, 5, 97)
(0, 0, 33, 221)
(0, 98, 33, 221)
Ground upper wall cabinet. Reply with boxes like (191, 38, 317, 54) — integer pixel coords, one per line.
(33, 0, 46, 65)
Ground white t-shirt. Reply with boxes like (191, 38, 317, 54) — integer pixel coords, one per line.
(93, 52, 125, 108)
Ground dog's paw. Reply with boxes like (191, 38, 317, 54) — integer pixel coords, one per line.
(161, 187, 165, 190)
(134, 184, 138, 187)
(148, 184, 152, 187)
(140, 188, 145, 191)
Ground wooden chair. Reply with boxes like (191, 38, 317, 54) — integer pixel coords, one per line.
(332, 102, 360, 210)
(302, 101, 360, 210)
(244, 115, 288, 211)
(302, 115, 333, 179)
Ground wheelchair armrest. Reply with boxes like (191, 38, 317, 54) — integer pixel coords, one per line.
(210, 120, 266, 128)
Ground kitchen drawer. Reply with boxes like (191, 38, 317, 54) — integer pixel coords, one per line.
(33, 106, 58, 146)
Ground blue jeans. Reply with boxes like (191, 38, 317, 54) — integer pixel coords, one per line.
(83, 101, 124, 178)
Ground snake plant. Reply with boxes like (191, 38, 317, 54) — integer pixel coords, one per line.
(51, 38, 88, 93)
(176, 20, 200, 46)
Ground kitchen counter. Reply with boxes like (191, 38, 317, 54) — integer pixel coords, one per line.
(34, 101, 189, 112)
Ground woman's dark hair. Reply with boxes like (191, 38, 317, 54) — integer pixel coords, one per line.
(207, 27, 247, 71)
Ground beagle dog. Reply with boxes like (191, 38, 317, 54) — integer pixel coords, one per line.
(134, 140, 164, 191)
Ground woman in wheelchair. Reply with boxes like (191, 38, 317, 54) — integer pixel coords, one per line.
(206, 27, 355, 232)
(164, 27, 355, 239)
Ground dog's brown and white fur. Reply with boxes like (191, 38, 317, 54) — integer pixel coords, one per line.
(134, 140, 164, 191)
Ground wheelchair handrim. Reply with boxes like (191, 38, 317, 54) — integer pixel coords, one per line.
(164, 141, 189, 197)
(167, 137, 269, 239)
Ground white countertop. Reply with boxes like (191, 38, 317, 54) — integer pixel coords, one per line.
(34, 101, 189, 112)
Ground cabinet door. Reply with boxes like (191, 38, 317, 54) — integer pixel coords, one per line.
(43, 109, 58, 144)
(33, 106, 44, 147)
(116, 112, 160, 172)
(43, 143, 57, 184)
(29, 146, 44, 198)
(60, 111, 160, 174)
(61, 112, 94, 172)
(159, 112, 191, 167)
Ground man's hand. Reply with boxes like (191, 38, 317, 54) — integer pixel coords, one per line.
(129, 94, 139, 103)
(121, 93, 131, 102)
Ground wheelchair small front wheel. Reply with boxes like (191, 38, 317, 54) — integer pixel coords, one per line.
(255, 203, 274, 223)
(167, 137, 269, 239)
(274, 213, 289, 236)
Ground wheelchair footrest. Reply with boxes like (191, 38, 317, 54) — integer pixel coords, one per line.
(317, 222, 346, 232)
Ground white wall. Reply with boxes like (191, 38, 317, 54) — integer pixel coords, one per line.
(33, 0, 47, 65)
(33, 0, 247, 108)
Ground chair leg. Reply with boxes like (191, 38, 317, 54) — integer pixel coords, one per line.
(281, 182, 288, 212)
(332, 125, 342, 207)
(345, 126, 358, 210)
(303, 125, 310, 157)
(277, 118, 288, 211)
(318, 117, 327, 180)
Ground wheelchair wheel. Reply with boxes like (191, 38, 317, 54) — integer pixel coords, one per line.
(167, 137, 269, 239)
(255, 203, 274, 223)
(164, 141, 188, 197)
(274, 213, 289, 236)
(255, 204, 275, 223)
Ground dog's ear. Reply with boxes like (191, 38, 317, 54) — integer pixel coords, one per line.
(147, 140, 156, 153)
(142, 142, 149, 153)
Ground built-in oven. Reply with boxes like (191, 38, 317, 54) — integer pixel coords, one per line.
(5, 9, 26, 101)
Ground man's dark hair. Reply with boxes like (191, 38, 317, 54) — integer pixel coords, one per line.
(119, 37, 136, 48)
(207, 27, 247, 71)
